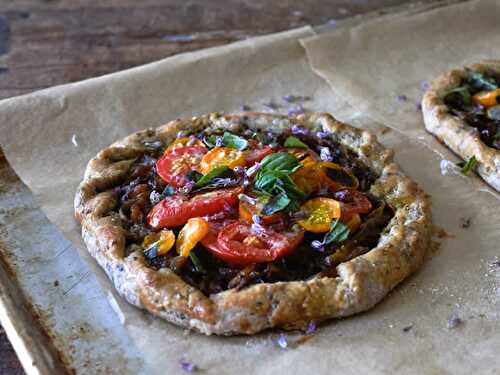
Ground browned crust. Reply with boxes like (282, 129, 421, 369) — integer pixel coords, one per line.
(74, 112, 432, 335)
(421, 61, 500, 191)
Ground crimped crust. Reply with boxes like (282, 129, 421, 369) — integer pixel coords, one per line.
(422, 61, 500, 191)
(74, 112, 432, 335)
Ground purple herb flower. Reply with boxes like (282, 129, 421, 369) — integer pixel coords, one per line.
(241, 104, 251, 111)
(246, 162, 261, 177)
(311, 240, 324, 251)
(215, 136, 223, 147)
(149, 191, 161, 204)
(397, 94, 408, 102)
(283, 95, 297, 103)
(291, 124, 310, 136)
(447, 315, 462, 329)
(179, 359, 197, 373)
(251, 222, 266, 235)
(420, 80, 430, 91)
(288, 104, 305, 116)
(186, 136, 198, 146)
(252, 215, 263, 225)
(238, 193, 257, 206)
(276, 333, 288, 349)
(316, 131, 329, 139)
(176, 130, 187, 138)
(320, 147, 333, 161)
(305, 321, 317, 335)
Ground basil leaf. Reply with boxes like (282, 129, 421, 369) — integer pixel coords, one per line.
(193, 166, 233, 189)
(262, 193, 290, 215)
(160, 185, 175, 198)
(203, 135, 218, 149)
(222, 132, 248, 151)
(459, 155, 478, 175)
(189, 251, 206, 274)
(466, 70, 498, 91)
(144, 242, 159, 259)
(284, 136, 308, 149)
(323, 219, 350, 245)
(186, 170, 202, 182)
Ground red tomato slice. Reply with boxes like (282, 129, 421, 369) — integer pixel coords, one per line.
(147, 187, 242, 229)
(333, 189, 372, 214)
(204, 222, 304, 266)
(245, 145, 273, 166)
(155, 145, 207, 188)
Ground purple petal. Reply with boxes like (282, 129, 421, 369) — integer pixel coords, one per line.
(416, 103, 423, 112)
(252, 215, 263, 225)
(316, 131, 329, 139)
(239, 193, 257, 206)
(397, 94, 408, 102)
(283, 95, 297, 103)
(176, 130, 188, 138)
(215, 136, 223, 147)
(305, 321, 317, 335)
(276, 333, 288, 349)
(288, 104, 305, 116)
(246, 162, 261, 177)
(251, 222, 266, 235)
(327, 19, 338, 27)
(263, 102, 279, 111)
(179, 359, 197, 373)
(320, 147, 333, 161)
(241, 104, 251, 111)
(311, 240, 324, 251)
(420, 80, 430, 91)
(291, 124, 310, 136)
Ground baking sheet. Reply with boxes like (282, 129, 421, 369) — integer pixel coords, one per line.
(0, 1, 499, 374)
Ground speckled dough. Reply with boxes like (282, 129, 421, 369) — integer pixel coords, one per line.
(74, 112, 432, 335)
(422, 61, 500, 191)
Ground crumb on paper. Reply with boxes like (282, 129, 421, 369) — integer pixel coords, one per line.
(447, 315, 463, 329)
(240, 104, 251, 111)
(402, 325, 413, 333)
(460, 217, 472, 228)
(397, 94, 408, 102)
(71, 134, 79, 147)
(53, 280, 59, 287)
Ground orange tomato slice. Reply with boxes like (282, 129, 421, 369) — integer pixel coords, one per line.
(142, 229, 176, 256)
(176, 218, 209, 257)
(200, 147, 246, 174)
(298, 197, 342, 233)
(472, 89, 500, 108)
(166, 136, 205, 151)
(291, 157, 324, 195)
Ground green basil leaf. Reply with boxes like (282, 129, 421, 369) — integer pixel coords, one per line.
(466, 70, 498, 91)
(189, 251, 206, 274)
(193, 166, 232, 189)
(459, 155, 478, 175)
(186, 170, 202, 182)
(323, 219, 350, 245)
(284, 136, 308, 149)
(262, 193, 290, 215)
(203, 134, 218, 149)
(222, 132, 248, 151)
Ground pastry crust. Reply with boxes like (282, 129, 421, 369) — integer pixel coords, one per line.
(422, 61, 500, 191)
(74, 112, 432, 335)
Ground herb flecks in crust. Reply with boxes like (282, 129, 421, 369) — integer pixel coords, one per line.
(75, 112, 432, 335)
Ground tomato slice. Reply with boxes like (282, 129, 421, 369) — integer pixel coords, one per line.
(244, 145, 273, 166)
(147, 187, 242, 229)
(291, 157, 325, 195)
(156, 145, 207, 188)
(297, 197, 342, 233)
(176, 218, 209, 257)
(204, 222, 303, 266)
(166, 136, 204, 151)
(200, 147, 246, 174)
(333, 189, 372, 214)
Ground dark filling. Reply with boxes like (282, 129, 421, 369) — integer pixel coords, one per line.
(115, 123, 393, 296)
(443, 69, 500, 150)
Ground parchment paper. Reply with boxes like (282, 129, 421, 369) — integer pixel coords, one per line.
(0, 4, 499, 374)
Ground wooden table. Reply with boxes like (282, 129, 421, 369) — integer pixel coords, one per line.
(0, 1, 425, 373)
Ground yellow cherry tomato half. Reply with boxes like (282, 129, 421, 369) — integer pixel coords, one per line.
(176, 218, 210, 257)
(238, 200, 283, 225)
(200, 147, 246, 174)
(319, 162, 359, 191)
(291, 157, 325, 195)
(472, 89, 500, 108)
(142, 229, 176, 256)
(166, 136, 205, 151)
(298, 197, 342, 233)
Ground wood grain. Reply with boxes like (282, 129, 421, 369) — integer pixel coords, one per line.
(0, 1, 426, 373)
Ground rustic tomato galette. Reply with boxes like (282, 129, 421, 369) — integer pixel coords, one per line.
(422, 61, 500, 191)
(75, 112, 431, 335)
